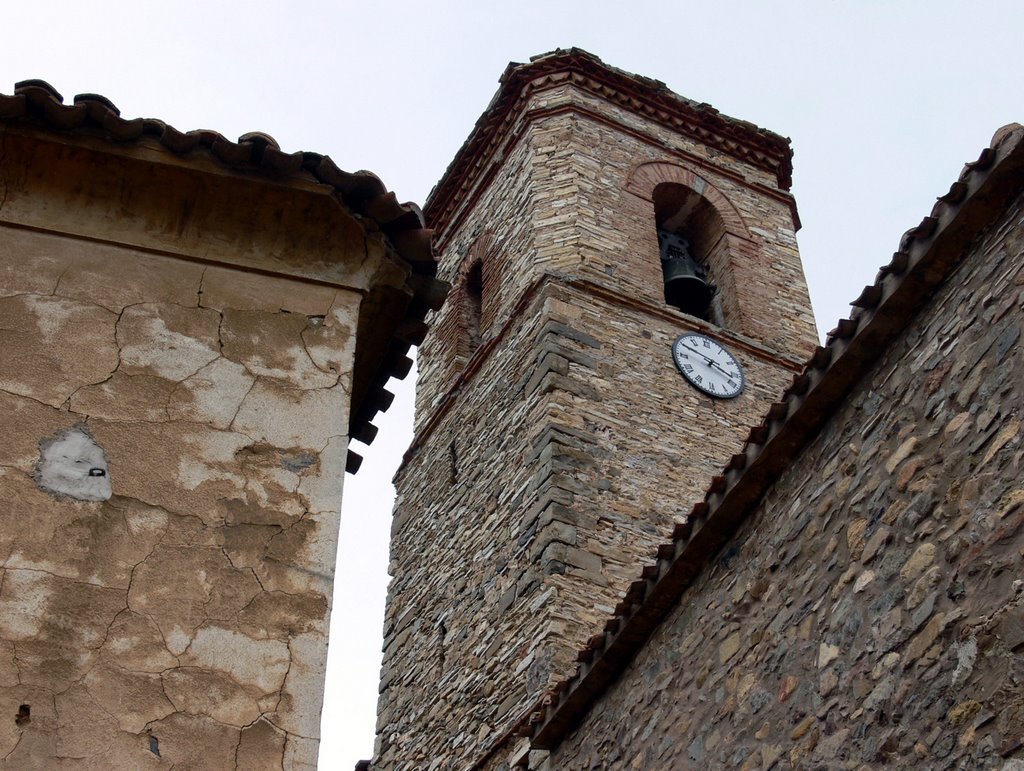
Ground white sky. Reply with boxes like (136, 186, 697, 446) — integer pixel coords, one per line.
(3, 1, 1022, 767)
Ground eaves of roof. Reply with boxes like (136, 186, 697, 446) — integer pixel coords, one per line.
(522, 122, 1024, 751)
(0, 80, 448, 468)
(425, 48, 794, 238)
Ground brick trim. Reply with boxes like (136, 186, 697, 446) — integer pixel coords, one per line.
(429, 102, 798, 252)
(426, 49, 794, 237)
(626, 161, 752, 240)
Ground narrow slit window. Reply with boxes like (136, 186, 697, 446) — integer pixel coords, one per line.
(465, 260, 484, 353)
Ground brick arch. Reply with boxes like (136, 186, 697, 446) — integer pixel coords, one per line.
(465, 230, 496, 268)
(626, 162, 750, 239)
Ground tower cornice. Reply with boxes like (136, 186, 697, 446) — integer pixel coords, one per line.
(424, 48, 794, 237)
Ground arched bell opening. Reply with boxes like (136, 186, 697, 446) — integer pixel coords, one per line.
(652, 183, 727, 323)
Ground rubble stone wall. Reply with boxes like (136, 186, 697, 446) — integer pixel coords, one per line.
(544, 189, 1024, 768)
(382, 275, 802, 767)
(415, 114, 539, 427)
(0, 222, 358, 769)
(378, 285, 554, 767)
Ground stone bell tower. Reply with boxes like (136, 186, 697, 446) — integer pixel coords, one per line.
(374, 49, 818, 768)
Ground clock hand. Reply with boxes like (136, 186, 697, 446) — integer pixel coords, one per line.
(705, 358, 732, 376)
(680, 344, 725, 371)
(681, 343, 734, 377)
(679, 343, 713, 363)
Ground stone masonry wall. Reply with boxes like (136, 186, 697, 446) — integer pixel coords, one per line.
(379, 80, 820, 768)
(0, 224, 358, 768)
(419, 82, 819, 428)
(378, 279, 804, 768)
(378, 285, 553, 767)
(415, 110, 538, 429)
(544, 187, 1024, 768)
(520, 281, 804, 680)
(527, 84, 817, 362)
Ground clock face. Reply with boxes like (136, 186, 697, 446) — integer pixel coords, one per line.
(672, 333, 745, 399)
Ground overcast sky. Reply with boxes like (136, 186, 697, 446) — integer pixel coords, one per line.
(4, 1, 1023, 766)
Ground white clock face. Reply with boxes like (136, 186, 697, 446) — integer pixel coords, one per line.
(672, 333, 745, 399)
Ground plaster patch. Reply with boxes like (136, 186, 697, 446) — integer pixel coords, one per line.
(301, 302, 357, 378)
(145, 712, 240, 768)
(35, 427, 111, 501)
(166, 626, 193, 657)
(83, 663, 174, 733)
(0, 570, 51, 639)
(69, 372, 176, 422)
(273, 631, 327, 737)
(124, 503, 169, 538)
(184, 626, 290, 694)
(283, 734, 320, 769)
(236, 719, 287, 768)
(176, 459, 246, 493)
(101, 612, 178, 673)
(173, 429, 250, 491)
(293, 511, 338, 584)
(167, 356, 255, 429)
(297, 435, 345, 514)
(233, 380, 347, 448)
(219, 308, 336, 389)
(118, 303, 220, 381)
(0, 294, 119, 406)
(162, 667, 261, 725)
(24, 293, 73, 341)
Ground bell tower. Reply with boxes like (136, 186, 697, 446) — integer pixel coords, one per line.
(373, 49, 817, 767)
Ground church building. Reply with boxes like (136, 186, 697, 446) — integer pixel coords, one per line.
(373, 50, 1024, 770)
(0, 48, 1021, 771)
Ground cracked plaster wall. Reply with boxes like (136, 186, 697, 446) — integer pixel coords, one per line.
(0, 222, 358, 768)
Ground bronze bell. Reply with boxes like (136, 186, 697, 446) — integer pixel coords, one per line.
(658, 229, 716, 317)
